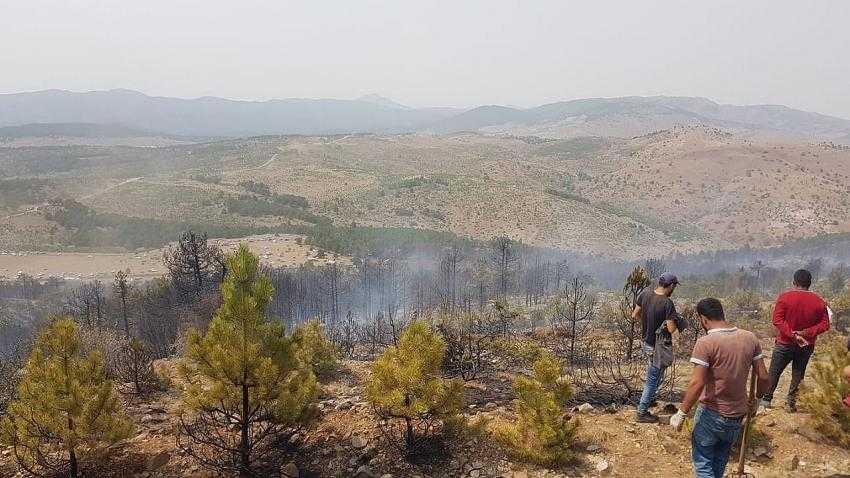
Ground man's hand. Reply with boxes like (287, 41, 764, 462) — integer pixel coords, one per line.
(670, 410, 687, 430)
(793, 332, 810, 347)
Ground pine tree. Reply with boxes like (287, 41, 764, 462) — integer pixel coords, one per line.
(365, 320, 466, 452)
(494, 351, 579, 466)
(178, 245, 319, 477)
(291, 319, 339, 376)
(0, 317, 133, 478)
(802, 337, 850, 446)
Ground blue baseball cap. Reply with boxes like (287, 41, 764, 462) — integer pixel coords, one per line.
(659, 273, 679, 287)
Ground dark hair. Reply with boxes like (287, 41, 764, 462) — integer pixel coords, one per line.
(793, 269, 812, 288)
(696, 297, 725, 321)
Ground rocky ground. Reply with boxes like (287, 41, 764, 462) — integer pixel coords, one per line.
(1, 352, 849, 478)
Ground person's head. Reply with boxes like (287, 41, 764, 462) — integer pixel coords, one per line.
(793, 269, 813, 289)
(658, 273, 679, 296)
(696, 297, 725, 330)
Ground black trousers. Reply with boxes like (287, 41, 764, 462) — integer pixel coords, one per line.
(763, 342, 815, 405)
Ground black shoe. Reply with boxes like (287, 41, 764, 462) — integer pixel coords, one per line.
(635, 411, 659, 423)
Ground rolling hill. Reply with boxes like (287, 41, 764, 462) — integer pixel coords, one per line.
(4, 126, 849, 259)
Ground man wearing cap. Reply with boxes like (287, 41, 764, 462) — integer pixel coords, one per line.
(761, 269, 830, 412)
(632, 272, 681, 422)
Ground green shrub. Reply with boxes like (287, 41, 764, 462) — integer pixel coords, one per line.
(1, 318, 133, 477)
(365, 320, 466, 451)
(494, 351, 579, 466)
(292, 320, 339, 376)
(178, 246, 318, 475)
(224, 195, 320, 222)
(802, 337, 850, 446)
(238, 180, 271, 196)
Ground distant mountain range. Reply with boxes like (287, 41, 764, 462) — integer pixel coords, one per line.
(0, 89, 458, 137)
(427, 96, 850, 140)
(1, 89, 849, 141)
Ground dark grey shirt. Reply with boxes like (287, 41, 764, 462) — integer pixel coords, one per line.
(636, 289, 677, 347)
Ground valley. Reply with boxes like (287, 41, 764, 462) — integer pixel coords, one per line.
(3, 125, 849, 261)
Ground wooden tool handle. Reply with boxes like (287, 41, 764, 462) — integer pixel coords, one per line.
(736, 367, 758, 474)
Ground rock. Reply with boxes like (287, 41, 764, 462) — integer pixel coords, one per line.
(595, 458, 611, 474)
(281, 461, 300, 478)
(289, 433, 302, 444)
(351, 435, 368, 448)
(752, 446, 769, 458)
(789, 455, 800, 471)
(140, 413, 166, 424)
(145, 451, 171, 471)
(485, 401, 497, 410)
(795, 424, 826, 442)
(380, 475, 393, 478)
(659, 402, 679, 415)
(470, 470, 481, 478)
(577, 403, 594, 413)
(354, 465, 377, 478)
(586, 444, 601, 453)
(661, 437, 679, 454)
(360, 444, 377, 461)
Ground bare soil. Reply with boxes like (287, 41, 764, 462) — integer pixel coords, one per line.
(2, 339, 848, 478)
(0, 234, 347, 281)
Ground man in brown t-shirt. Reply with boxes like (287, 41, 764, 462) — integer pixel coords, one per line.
(670, 298, 769, 478)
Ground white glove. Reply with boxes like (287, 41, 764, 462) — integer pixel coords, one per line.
(670, 410, 687, 430)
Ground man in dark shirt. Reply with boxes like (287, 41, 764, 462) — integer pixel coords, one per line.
(632, 272, 680, 422)
(761, 269, 830, 412)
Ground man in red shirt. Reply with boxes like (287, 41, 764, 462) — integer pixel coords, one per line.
(761, 269, 830, 412)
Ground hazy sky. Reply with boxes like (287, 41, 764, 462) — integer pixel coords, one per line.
(3, 0, 849, 118)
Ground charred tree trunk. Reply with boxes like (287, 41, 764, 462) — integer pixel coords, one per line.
(240, 379, 250, 477)
(68, 416, 78, 478)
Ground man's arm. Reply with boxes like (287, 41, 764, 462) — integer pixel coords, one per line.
(632, 304, 642, 322)
(665, 303, 679, 333)
(772, 295, 794, 339)
(679, 365, 708, 414)
(799, 304, 830, 340)
(754, 358, 769, 398)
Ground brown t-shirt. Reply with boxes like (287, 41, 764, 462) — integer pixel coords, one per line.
(690, 327, 764, 417)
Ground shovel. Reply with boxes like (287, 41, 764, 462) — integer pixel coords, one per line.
(728, 368, 757, 478)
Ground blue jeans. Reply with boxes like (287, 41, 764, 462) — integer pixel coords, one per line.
(638, 343, 664, 414)
(691, 405, 743, 478)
